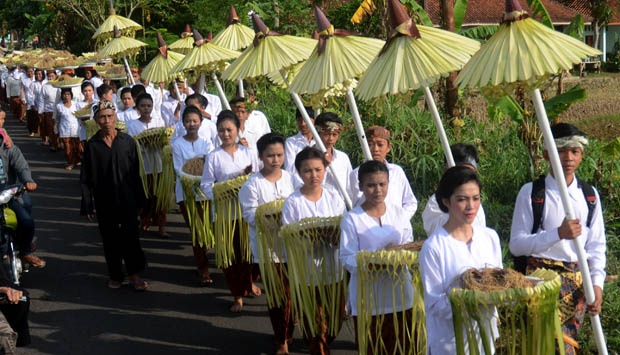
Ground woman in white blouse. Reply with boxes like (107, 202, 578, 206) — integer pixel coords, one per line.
(340, 160, 415, 353)
(281, 146, 346, 355)
(200, 110, 260, 313)
(239, 133, 296, 355)
(55, 88, 81, 170)
(172, 106, 213, 286)
(126, 93, 168, 237)
(420, 166, 502, 355)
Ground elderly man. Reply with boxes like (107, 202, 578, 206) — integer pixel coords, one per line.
(80, 100, 148, 291)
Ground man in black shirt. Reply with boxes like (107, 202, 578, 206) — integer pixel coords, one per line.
(80, 100, 148, 291)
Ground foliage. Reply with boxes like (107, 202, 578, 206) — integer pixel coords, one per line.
(460, 25, 499, 40)
(453, 0, 468, 33)
(563, 14, 584, 40)
(526, 0, 554, 29)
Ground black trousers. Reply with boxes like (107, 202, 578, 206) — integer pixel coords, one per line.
(96, 211, 146, 282)
(0, 297, 30, 346)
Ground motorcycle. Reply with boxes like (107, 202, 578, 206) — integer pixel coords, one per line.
(0, 185, 26, 286)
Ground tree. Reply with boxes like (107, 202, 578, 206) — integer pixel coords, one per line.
(590, 0, 613, 53)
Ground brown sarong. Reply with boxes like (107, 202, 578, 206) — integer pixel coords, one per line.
(61, 137, 81, 165)
(9, 96, 24, 121)
(41, 112, 59, 148)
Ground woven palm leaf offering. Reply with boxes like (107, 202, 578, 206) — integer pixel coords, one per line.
(133, 127, 175, 206)
(356, 249, 426, 355)
(180, 157, 213, 248)
(98, 64, 127, 80)
(384, 240, 425, 252)
(212, 174, 251, 268)
(255, 199, 287, 308)
(74, 104, 93, 119)
(48, 74, 83, 88)
(281, 216, 345, 337)
(449, 268, 563, 355)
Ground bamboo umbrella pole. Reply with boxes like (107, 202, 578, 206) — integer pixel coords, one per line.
(238, 78, 244, 97)
(122, 56, 135, 85)
(345, 87, 372, 161)
(212, 72, 231, 110)
(282, 70, 352, 210)
(423, 86, 455, 167)
(531, 88, 607, 355)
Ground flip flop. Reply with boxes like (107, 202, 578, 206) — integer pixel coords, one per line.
(129, 279, 149, 291)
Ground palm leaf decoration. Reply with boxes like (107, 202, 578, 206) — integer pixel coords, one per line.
(180, 157, 213, 248)
(142, 33, 186, 84)
(256, 200, 287, 308)
(281, 216, 345, 337)
(212, 174, 251, 268)
(449, 268, 564, 355)
(356, 249, 426, 355)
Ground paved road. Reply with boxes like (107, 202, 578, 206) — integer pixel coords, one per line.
(4, 116, 356, 355)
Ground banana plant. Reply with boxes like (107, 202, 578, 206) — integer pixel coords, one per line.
(486, 85, 587, 178)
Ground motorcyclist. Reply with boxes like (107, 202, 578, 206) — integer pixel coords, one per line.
(0, 109, 45, 268)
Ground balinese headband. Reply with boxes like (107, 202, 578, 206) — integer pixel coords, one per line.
(554, 135, 588, 150)
(92, 100, 116, 117)
(316, 121, 342, 133)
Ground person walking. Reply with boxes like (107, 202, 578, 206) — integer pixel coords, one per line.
(80, 100, 148, 291)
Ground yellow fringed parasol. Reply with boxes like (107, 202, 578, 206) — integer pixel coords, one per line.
(457, 1, 606, 352)
(142, 34, 186, 83)
(92, 1, 142, 47)
(356, 0, 480, 167)
(169, 24, 195, 55)
(172, 29, 240, 110)
(256, 200, 287, 308)
(97, 26, 147, 85)
(212, 5, 255, 51)
(212, 174, 251, 268)
(281, 216, 346, 337)
(180, 157, 214, 248)
(356, 249, 426, 355)
(449, 268, 563, 355)
(289, 7, 384, 163)
(223, 12, 351, 209)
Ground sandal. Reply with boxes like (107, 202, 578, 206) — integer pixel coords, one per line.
(199, 275, 213, 287)
(129, 278, 149, 291)
(108, 280, 122, 289)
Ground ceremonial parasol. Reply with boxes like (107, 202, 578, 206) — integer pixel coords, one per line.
(92, 0, 142, 47)
(222, 13, 352, 208)
(97, 26, 147, 85)
(142, 33, 185, 99)
(212, 5, 257, 97)
(457, 1, 606, 353)
(356, 0, 480, 166)
(171, 29, 240, 110)
(289, 7, 385, 162)
(169, 24, 195, 55)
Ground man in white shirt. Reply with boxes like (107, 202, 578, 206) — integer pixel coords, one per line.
(509, 123, 605, 354)
(230, 96, 270, 151)
(285, 106, 315, 174)
(171, 94, 218, 147)
(349, 126, 417, 220)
